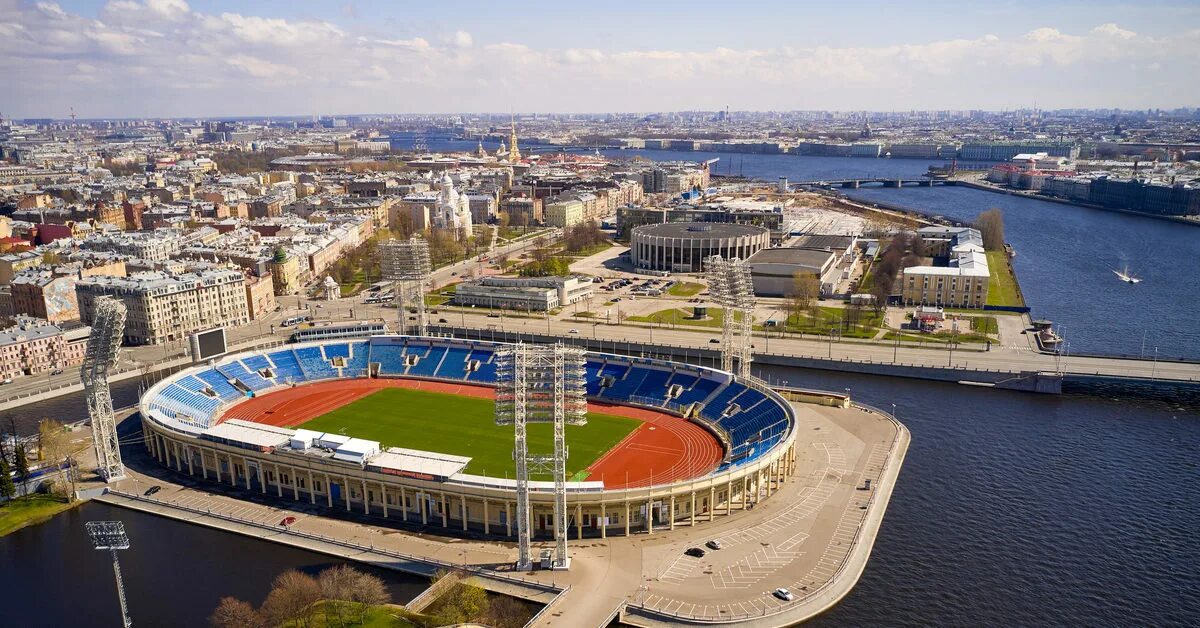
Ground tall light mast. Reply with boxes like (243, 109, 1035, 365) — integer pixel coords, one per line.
(86, 520, 133, 628)
(380, 236, 432, 336)
(82, 296, 128, 482)
(495, 342, 586, 570)
(705, 256, 757, 378)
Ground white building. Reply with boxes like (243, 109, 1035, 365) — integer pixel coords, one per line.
(454, 276, 594, 311)
(434, 173, 472, 236)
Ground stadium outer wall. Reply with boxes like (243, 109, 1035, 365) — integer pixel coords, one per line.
(137, 339, 801, 540)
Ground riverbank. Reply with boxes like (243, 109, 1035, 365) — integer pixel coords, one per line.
(953, 178, 1200, 227)
(0, 494, 79, 537)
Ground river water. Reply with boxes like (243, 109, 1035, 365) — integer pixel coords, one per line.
(0, 501, 429, 627)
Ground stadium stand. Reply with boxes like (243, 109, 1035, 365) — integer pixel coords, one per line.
(147, 336, 795, 470)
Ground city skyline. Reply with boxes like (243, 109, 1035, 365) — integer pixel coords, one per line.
(1, 0, 1199, 118)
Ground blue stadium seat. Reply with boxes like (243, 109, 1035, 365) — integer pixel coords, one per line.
(699, 383, 747, 422)
(435, 346, 471, 379)
(216, 361, 271, 391)
(674, 375, 720, 407)
(196, 369, 242, 402)
(266, 349, 306, 382)
(406, 345, 447, 378)
(295, 347, 338, 379)
(344, 341, 369, 376)
(635, 368, 672, 395)
(323, 343, 350, 359)
(370, 343, 406, 375)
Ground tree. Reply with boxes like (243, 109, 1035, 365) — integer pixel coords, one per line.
(431, 581, 490, 626)
(12, 444, 30, 488)
(209, 597, 264, 628)
(261, 570, 321, 628)
(318, 564, 358, 628)
(0, 457, 16, 499)
(482, 594, 531, 628)
(38, 419, 74, 500)
(789, 272, 821, 316)
(346, 569, 389, 624)
(975, 208, 1005, 251)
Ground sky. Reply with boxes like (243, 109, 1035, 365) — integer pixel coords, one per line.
(1, 0, 1198, 119)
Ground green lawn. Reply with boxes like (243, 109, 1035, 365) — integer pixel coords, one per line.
(970, 316, 999, 334)
(779, 306, 883, 339)
(985, 250, 1024, 307)
(666, 281, 705, 297)
(629, 307, 726, 328)
(296, 388, 639, 480)
(0, 494, 76, 537)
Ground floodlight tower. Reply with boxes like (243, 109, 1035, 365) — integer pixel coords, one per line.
(81, 296, 128, 482)
(705, 256, 757, 379)
(380, 236, 432, 336)
(86, 520, 133, 628)
(495, 342, 586, 570)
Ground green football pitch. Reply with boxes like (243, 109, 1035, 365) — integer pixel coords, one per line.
(296, 388, 641, 480)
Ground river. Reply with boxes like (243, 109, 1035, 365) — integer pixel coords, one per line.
(0, 501, 430, 627)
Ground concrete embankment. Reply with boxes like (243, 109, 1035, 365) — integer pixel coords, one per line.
(93, 490, 562, 605)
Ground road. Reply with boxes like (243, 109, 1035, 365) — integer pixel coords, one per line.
(0, 228, 560, 405)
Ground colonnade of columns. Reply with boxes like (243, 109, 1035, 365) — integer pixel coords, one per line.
(142, 429, 798, 540)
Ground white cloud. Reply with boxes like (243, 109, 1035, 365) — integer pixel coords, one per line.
(0, 2, 1196, 118)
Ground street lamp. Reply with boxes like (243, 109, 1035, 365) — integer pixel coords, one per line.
(86, 521, 133, 628)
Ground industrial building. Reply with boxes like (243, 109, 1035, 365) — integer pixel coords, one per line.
(746, 248, 840, 297)
(630, 223, 770, 273)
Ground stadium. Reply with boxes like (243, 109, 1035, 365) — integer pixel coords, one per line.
(137, 335, 800, 538)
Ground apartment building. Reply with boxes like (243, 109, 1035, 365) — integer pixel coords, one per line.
(76, 268, 250, 345)
(0, 317, 89, 381)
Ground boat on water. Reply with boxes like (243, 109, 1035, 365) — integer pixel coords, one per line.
(1114, 266, 1142, 284)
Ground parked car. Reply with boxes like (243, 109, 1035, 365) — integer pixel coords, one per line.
(143, 485, 161, 496)
(705, 539, 723, 550)
(1, 378, 12, 385)
(568, 329, 579, 334)
(684, 547, 706, 558)
(709, 339, 720, 344)
(773, 588, 795, 601)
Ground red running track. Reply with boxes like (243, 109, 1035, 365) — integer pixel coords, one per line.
(219, 379, 723, 490)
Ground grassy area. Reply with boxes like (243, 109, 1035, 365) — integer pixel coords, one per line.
(560, 242, 612, 258)
(299, 601, 424, 628)
(780, 306, 884, 339)
(666, 282, 705, 297)
(970, 316, 999, 334)
(0, 494, 76, 537)
(881, 331, 991, 345)
(985, 250, 1024, 307)
(629, 307, 726, 328)
(297, 388, 639, 480)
